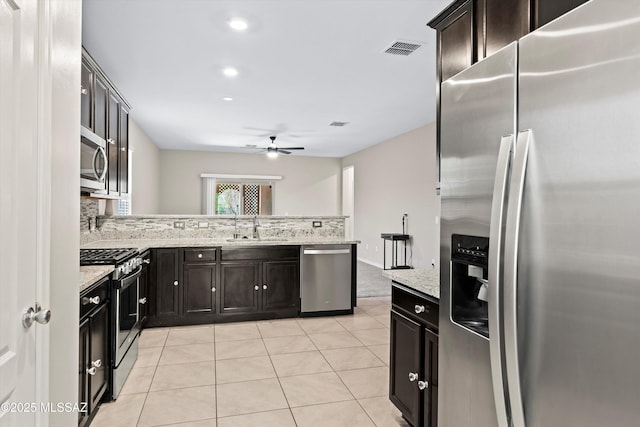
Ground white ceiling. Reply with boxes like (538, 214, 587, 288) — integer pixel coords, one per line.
(82, 0, 449, 158)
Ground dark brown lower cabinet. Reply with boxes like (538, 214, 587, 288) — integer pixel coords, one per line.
(79, 278, 110, 427)
(389, 283, 439, 427)
(220, 261, 260, 314)
(261, 260, 299, 312)
(183, 262, 217, 317)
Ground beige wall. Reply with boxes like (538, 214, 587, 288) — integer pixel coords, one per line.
(129, 118, 160, 213)
(159, 150, 342, 216)
(341, 123, 440, 269)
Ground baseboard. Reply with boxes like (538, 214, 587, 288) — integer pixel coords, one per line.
(357, 257, 384, 269)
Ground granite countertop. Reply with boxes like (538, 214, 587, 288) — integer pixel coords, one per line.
(382, 268, 440, 300)
(80, 265, 114, 293)
(81, 238, 360, 252)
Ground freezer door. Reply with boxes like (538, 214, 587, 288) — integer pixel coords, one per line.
(515, 1, 640, 426)
(439, 43, 517, 427)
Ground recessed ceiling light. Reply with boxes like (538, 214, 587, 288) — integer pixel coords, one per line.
(223, 97, 233, 101)
(222, 67, 238, 77)
(228, 18, 248, 31)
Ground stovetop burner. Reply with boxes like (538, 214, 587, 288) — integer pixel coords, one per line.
(80, 248, 138, 266)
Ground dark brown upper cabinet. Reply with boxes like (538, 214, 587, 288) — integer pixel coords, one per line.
(81, 48, 131, 199)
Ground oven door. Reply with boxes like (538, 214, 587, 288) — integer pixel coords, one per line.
(80, 126, 108, 192)
(114, 266, 142, 365)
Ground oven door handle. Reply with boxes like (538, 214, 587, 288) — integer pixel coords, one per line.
(118, 265, 143, 290)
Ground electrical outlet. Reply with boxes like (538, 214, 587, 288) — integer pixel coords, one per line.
(198, 221, 209, 228)
(432, 259, 436, 268)
(173, 221, 185, 229)
(312, 221, 322, 228)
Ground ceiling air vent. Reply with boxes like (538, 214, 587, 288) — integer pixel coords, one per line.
(329, 121, 348, 127)
(384, 40, 422, 56)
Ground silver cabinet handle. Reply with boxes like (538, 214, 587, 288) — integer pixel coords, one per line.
(89, 296, 100, 305)
(91, 359, 102, 368)
(173, 281, 179, 286)
(139, 297, 147, 304)
(142, 259, 151, 264)
(263, 284, 267, 290)
(414, 305, 425, 314)
(107, 138, 115, 145)
(81, 87, 88, 95)
(254, 285, 259, 291)
(408, 372, 418, 382)
(22, 304, 52, 328)
(418, 380, 428, 390)
(197, 253, 203, 258)
(489, 135, 514, 427)
(86, 367, 96, 376)
(211, 287, 216, 292)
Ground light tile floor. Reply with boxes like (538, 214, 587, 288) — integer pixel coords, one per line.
(91, 296, 410, 427)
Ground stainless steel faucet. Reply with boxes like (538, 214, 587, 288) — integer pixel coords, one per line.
(233, 215, 240, 239)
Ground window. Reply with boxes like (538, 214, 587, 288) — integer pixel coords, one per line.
(201, 173, 281, 215)
(215, 183, 270, 215)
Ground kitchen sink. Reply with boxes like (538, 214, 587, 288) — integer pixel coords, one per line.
(225, 237, 289, 242)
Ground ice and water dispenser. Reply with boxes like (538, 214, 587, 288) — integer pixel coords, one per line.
(451, 234, 490, 338)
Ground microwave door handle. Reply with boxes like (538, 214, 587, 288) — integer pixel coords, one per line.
(504, 129, 533, 427)
(488, 135, 514, 427)
(94, 146, 108, 183)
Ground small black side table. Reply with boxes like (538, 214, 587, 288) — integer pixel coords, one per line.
(381, 233, 412, 270)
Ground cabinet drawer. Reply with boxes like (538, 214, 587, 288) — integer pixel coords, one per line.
(392, 283, 439, 329)
(80, 277, 110, 320)
(184, 248, 217, 262)
(221, 246, 298, 261)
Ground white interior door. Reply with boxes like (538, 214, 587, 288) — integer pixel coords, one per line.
(0, 0, 48, 424)
(342, 166, 354, 240)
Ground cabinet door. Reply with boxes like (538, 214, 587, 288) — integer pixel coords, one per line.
(484, 0, 530, 57)
(220, 262, 260, 314)
(118, 105, 129, 195)
(80, 61, 93, 130)
(183, 263, 217, 316)
(261, 260, 299, 312)
(106, 93, 120, 195)
(88, 304, 109, 413)
(155, 249, 180, 317)
(535, 0, 589, 28)
(389, 309, 422, 427)
(78, 318, 90, 427)
(438, 1, 474, 83)
(94, 77, 108, 140)
(423, 328, 439, 427)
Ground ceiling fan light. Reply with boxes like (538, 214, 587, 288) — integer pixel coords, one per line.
(228, 18, 248, 31)
(267, 151, 278, 158)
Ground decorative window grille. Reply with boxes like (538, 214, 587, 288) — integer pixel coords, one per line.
(243, 184, 260, 215)
(215, 183, 261, 215)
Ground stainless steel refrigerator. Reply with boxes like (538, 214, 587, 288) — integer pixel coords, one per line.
(439, 1, 640, 426)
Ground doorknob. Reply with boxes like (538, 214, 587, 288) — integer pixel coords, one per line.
(23, 303, 52, 328)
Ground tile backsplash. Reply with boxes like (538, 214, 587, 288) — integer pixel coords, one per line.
(81, 211, 345, 244)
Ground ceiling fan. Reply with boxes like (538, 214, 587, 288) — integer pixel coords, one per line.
(258, 136, 305, 158)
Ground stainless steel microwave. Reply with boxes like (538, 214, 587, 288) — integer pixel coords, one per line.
(80, 126, 108, 193)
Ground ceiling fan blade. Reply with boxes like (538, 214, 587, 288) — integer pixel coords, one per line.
(278, 147, 305, 150)
(277, 149, 292, 155)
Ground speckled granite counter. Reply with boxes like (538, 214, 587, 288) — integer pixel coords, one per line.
(80, 265, 114, 293)
(81, 238, 360, 252)
(382, 268, 440, 300)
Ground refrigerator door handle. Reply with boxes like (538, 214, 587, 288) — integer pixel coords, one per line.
(488, 135, 514, 427)
(504, 129, 533, 427)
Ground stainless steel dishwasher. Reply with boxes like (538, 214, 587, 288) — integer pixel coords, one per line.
(300, 244, 353, 314)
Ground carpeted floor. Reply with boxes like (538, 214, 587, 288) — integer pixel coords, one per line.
(357, 261, 392, 298)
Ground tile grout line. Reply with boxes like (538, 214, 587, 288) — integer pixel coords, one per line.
(257, 323, 300, 427)
(135, 330, 167, 427)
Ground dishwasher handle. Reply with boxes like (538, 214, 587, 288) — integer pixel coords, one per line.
(303, 249, 351, 255)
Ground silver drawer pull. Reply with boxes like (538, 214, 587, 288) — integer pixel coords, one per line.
(418, 380, 429, 390)
(254, 285, 259, 291)
(263, 284, 267, 290)
(139, 297, 147, 304)
(408, 372, 418, 382)
(173, 281, 179, 286)
(211, 287, 216, 293)
(198, 253, 203, 258)
(89, 296, 100, 305)
(91, 359, 102, 368)
(86, 367, 96, 376)
(414, 305, 426, 314)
